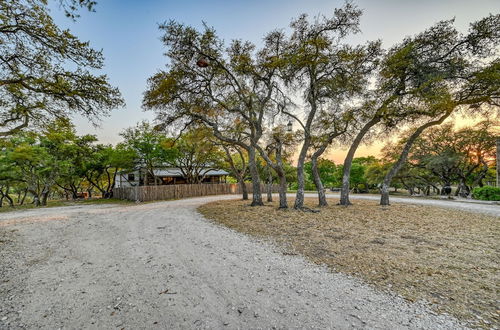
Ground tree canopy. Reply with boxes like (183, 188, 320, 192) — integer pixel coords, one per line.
(0, 0, 124, 136)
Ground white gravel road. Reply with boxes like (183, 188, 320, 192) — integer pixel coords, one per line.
(0, 195, 481, 329)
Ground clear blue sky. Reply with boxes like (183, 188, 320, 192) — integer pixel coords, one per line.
(50, 0, 499, 148)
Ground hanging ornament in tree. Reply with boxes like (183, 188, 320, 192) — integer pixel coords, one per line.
(196, 57, 209, 68)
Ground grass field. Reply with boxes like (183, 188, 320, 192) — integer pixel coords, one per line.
(199, 198, 499, 328)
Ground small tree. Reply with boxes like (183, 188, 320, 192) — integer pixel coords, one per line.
(171, 128, 224, 184)
(218, 143, 249, 200)
(120, 121, 178, 186)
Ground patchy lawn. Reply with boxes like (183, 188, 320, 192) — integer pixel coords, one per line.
(0, 198, 134, 213)
(198, 198, 499, 328)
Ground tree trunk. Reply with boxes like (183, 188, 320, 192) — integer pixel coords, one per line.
(238, 178, 248, 200)
(4, 187, 14, 207)
(380, 184, 390, 206)
(470, 161, 489, 192)
(380, 110, 452, 206)
(278, 173, 288, 209)
(340, 117, 381, 205)
(222, 144, 249, 200)
(458, 180, 470, 198)
(266, 167, 273, 202)
(19, 189, 27, 205)
(248, 147, 263, 206)
(294, 156, 306, 209)
(311, 156, 327, 207)
(41, 190, 49, 206)
(294, 134, 311, 210)
(255, 140, 288, 209)
(109, 170, 118, 198)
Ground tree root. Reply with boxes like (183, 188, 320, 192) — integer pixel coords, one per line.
(294, 206, 320, 213)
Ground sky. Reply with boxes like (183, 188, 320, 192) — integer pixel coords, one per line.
(51, 0, 499, 163)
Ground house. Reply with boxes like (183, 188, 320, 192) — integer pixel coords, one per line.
(115, 166, 229, 188)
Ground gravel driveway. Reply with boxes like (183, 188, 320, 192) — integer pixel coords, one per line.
(0, 196, 472, 329)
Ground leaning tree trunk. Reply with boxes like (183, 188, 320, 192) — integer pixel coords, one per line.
(4, 187, 14, 207)
(380, 110, 452, 206)
(340, 117, 381, 205)
(308, 131, 345, 207)
(0, 187, 14, 207)
(311, 156, 327, 207)
(266, 167, 273, 202)
(19, 188, 27, 205)
(248, 147, 263, 206)
(222, 145, 249, 200)
(470, 161, 489, 195)
(256, 142, 289, 209)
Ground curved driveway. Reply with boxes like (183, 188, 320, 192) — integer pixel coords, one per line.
(0, 195, 479, 329)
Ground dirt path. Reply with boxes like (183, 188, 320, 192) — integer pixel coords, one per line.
(0, 196, 468, 329)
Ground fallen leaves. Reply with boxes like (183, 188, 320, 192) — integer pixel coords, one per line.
(199, 198, 499, 328)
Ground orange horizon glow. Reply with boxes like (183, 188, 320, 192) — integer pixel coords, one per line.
(309, 115, 499, 165)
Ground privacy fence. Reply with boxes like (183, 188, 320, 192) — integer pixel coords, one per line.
(113, 183, 279, 202)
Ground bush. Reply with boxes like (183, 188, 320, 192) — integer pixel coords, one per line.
(472, 186, 500, 201)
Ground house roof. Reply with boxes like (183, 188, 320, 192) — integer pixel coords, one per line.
(118, 167, 229, 176)
(152, 168, 229, 177)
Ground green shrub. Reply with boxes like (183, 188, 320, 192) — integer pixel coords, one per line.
(472, 186, 500, 201)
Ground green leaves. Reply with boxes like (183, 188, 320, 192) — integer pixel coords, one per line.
(119, 121, 179, 174)
(0, 0, 124, 136)
(305, 158, 336, 187)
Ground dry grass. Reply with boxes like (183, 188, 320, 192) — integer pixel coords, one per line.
(198, 198, 499, 328)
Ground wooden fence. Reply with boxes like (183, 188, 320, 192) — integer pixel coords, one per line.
(113, 183, 279, 202)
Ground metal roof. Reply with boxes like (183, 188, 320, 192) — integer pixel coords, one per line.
(152, 168, 229, 177)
